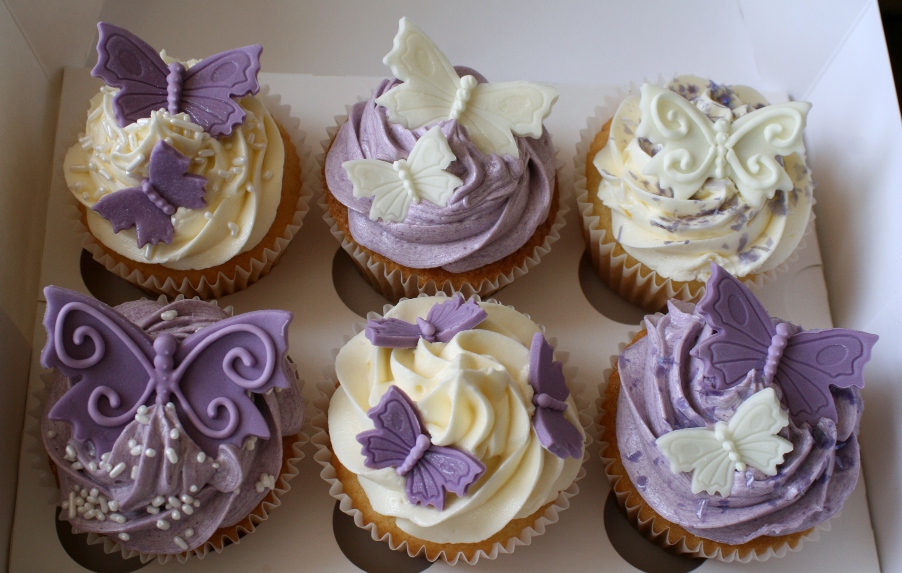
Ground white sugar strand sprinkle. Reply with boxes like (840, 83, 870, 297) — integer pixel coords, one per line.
(173, 536, 188, 551)
(165, 448, 178, 464)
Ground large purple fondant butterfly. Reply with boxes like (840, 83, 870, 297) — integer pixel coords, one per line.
(529, 333, 583, 459)
(691, 264, 878, 427)
(365, 296, 488, 348)
(357, 386, 485, 510)
(93, 140, 206, 248)
(41, 286, 294, 456)
(92, 22, 262, 137)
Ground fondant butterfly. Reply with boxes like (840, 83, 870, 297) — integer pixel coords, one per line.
(656, 387, 794, 498)
(357, 385, 485, 510)
(375, 17, 558, 157)
(691, 264, 878, 427)
(41, 286, 294, 456)
(528, 333, 583, 459)
(92, 140, 206, 248)
(342, 126, 462, 223)
(92, 22, 262, 137)
(636, 83, 811, 207)
(365, 296, 487, 348)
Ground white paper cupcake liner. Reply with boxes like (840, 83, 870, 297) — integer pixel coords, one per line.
(27, 299, 309, 565)
(311, 293, 592, 565)
(73, 85, 316, 299)
(596, 334, 830, 563)
(574, 79, 814, 311)
(318, 107, 569, 303)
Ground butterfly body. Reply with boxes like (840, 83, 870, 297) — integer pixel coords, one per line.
(365, 296, 487, 348)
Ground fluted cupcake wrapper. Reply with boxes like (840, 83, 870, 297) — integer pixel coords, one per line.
(311, 293, 592, 564)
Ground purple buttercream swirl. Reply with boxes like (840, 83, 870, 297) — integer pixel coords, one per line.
(42, 298, 304, 555)
(325, 67, 556, 272)
(616, 300, 862, 545)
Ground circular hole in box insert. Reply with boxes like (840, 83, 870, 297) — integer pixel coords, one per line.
(80, 249, 148, 307)
(578, 250, 648, 325)
(54, 507, 148, 573)
(332, 247, 391, 318)
(332, 501, 432, 573)
(603, 491, 704, 573)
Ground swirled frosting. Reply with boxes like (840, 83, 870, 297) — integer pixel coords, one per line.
(593, 76, 812, 282)
(64, 61, 285, 270)
(325, 68, 556, 273)
(329, 296, 584, 543)
(616, 300, 862, 544)
(41, 298, 304, 554)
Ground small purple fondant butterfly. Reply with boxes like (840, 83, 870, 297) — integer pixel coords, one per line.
(92, 140, 206, 248)
(365, 296, 488, 348)
(691, 264, 878, 427)
(356, 386, 485, 510)
(92, 22, 262, 137)
(41, 286, 295, 456)
(528, 332, 583, 459)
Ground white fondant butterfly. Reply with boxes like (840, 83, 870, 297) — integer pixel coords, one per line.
(655, 387, 793, 498)
(375, 17, 558, 158)
(637, 83, 811, 208)
(342, 126, 463, 223)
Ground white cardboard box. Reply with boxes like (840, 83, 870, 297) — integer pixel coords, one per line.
(2, 2, 900, 571)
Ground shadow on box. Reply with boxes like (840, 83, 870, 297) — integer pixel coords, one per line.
(80, 249, 149, 306)
(577, 251, 648, 325)
(331, 247, 391, 317)
(55, 506, 147, 572)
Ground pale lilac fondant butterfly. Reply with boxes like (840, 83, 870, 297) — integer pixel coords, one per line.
(356, 386, 485, 510)
(528, 333, 583, 459)
(41, 287, 294, 456)
(92, 140, 206, 248)
(691, 264, 878, 427)
(365, 296, 487, 348)
(92, 22, 262, 137)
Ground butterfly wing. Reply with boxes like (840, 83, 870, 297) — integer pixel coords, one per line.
(180, 45, 263, 137)
(528, 332, 582, 459)
(92, 22, 170, 127)
(147, 140, 207, 209)
(406, 126, 462, 207)
(656, 428, 735, 497)
(357, 386, 422, 469)
(775, 329, 878, 426)
(170, 310, 293, 456)
(636, 83, 718, 200)
(92, 187, 173, 247)
(463, 81, 558, 157)
(427, 296, 488, 343)
(342, 159, 412, 222)
(41, 287, 157, 454)
(691, 264, 775, 388)
(726, 101, 811, 208)
(406, 445, 486, 510)
(365, 318, 422, 348)
(533, 408, 584, 460)
(375, 18, 459, 130)
(729, 388, 793, 475)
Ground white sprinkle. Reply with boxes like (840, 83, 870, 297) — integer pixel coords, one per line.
(81, 192, 90, 200)
(163, 136, 173, 145)
(196, 452, 206, 463)
(171, 215, 178, 227)
(230, 166, 242, 175)
(125, 153, 145, 171)
(246, 120, 256, 131)
(193, 500, 200, 508)
(83, 509, 96, 520)
(100, 462, 111, 473)
(65, 445, 77, 461)
(127, 439, 137, 448)
(130, 445, 142, 456)
(146, 506, 160, 515)
(166, 402, 176, 410)
(68, 164, 89, 173)
(95, 512, 106, 522)
(198, 149, 214, 157)
(173, 535, 188, 550)
(224, 142, 233, 150)
(145, 448, 156, 458)
(96, 187, 107, 197)
(80, 489, 88, 498)
(68, 492, 76, 519)
(161, 310, 178, 321)
(231, 157, 247, 166)
(156, 520, 170, 531)
(262, 170, 273, 181)
(88, 161, 97, 172)
(180, 494, 193, 504)
(193, 157, 205, 164)
(255, 482, 265, 493)
(189, 485, 198, 493)
(168, 496, 180, 508)
(246, 133, 255, 145)
(101, 453, 110, 462)
(142, 244, 154, 261)
(170, 428, 180, 440)
(217, 169, 232, 180)
(71, 182, 83, 192)
(153, 496, 165, 507)
(245, 437, 257, 451)
(109, 462, 126, 478)
(119, 532, 130, 541)
(88, 462, 97, 472)
(110, 513, 126, 524)
(211, 182, 220, 192)
(137, 405, 147, 415)
(83, 502, 95, 512)
(87, 495, 98, 505)
(109, 500, 119, 512)
(99, 496, 109, 514)
(233, 487, 240, 495)
(165, 503, 172, 510)
(130, 465, 138, 480)
(212, 462, 220, 469)
(203, 211, 213, 220)
(171, 509, 181, 521)
(181, 504, 193, 515)
(98, 168, 113, 181)
(185, 528, 194, 538)
(245, 183, 255, 193)
(228, 222, 239, 236)
(77, 505, 86, 514)
(165, 448, 178, 464)
(251, 142, 264, 150)
(71, 462, 83, 470)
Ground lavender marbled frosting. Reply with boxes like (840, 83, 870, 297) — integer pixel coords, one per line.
(616, 300, 862, 545)
(41, 298, 305, 555)
(325, 68, 556, 273)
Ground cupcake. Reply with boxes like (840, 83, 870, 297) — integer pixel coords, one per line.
(599, 264, 877, 561)
(577, 75, 813, 311)
(323, 17, 563, 302)
(40, 286, 305, 559)
(320, 295, 586, 563)
(65, 22, 307, 299)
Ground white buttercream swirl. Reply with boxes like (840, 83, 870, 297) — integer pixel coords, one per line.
(329, 296, 584, 544)
(593, 76, 812, 282)
(64, 75, 284, 270)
